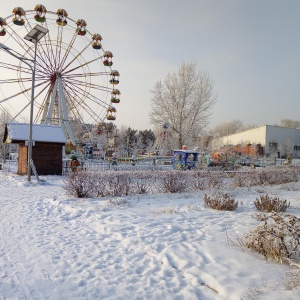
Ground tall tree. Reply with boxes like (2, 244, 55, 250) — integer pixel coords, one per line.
(137, 129, 155, 151)
(211, 120, 244, 138)
(0, 109, 13, 161)
(149, 61, 217, 148)
(280, 119, 300, 128)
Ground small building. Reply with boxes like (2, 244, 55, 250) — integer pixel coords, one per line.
(212, 125, 300, 158)
(3, 123, 67, 175)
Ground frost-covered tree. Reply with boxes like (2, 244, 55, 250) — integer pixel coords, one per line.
(280, 119, 300, 128)
(137, 129, 155, 152)
(149, 61, 217, 148)
(211, 120, 244, 138)
(0, 109, 13, 160)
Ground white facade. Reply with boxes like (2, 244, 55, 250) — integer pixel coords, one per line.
(212, 125, 300, 157)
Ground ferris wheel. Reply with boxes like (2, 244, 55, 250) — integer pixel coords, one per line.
(0, 5, 121, 144)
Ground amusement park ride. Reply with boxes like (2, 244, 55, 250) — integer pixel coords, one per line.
(0, 5, 120, 152)
(152, 122, 173, 156)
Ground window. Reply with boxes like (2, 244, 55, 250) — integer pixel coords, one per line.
(269, 142, 277, 152)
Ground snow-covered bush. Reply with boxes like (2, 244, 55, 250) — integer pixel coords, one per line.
(157, 170, 188, 193)
(244, 213, 300, 263)
(203, 193, 238, 211)
(206, 172, 224, 189)
(190, 171, 207, 190)
(62, 167, 299, 198)
(254, 194, 290, 212)
(63, 170, 95, 198)
(254, 167, 298, 185)
(232, 171, 254, 187)
(131, 170, 156, 194)
(105, 171, 132, 196)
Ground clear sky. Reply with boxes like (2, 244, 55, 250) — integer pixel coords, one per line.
(2, 0, 300, 131)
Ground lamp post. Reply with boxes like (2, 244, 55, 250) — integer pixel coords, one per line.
(24, 25, 48, 181)
(0, 25, 48, 181)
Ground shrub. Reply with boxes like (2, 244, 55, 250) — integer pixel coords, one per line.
(254, 194, 290, 212)
(105, 171, 132, 196)
(63, 170, 95, 198)
(191, 171, 207, 190)
(131, 171, 155, 194)
(206, 172, 223, 188)
(244, 213, 300, 263)
(203, 193, 238, 211)
(158, 170, 188, 193)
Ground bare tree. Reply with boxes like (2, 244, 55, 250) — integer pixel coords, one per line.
(149, 61, 217, 149)
(211, 120, 244, 138)
(280, 119, 300, 128)
(0, 108, 13, 161)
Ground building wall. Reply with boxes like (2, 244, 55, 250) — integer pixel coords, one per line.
(265, 126, 300, 155)
(212, 126, 267, 149)
(18, 143, 28, 175)
(17, 142, 63, 175)
(212, 125, 300, 157)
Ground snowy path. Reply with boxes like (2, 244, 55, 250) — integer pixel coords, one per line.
(0, 173, 299, 299)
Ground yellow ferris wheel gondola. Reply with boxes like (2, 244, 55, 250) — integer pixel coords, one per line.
(103, 51, 113, 66)
(76, 19, 87, 36)
(12, 7, 26, 26)
(92, 33, 102, 49)
(0, 18, 7, 36)
(106, 106, 116, 120)
(56, 9, 68, 26)
(111, 89, 120, 103)
(109, 70, 119, 85)
(34, 4, 47, 23)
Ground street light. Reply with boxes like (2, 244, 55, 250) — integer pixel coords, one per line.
(0, 24, 48, 181)
(24, 25, 48, 182)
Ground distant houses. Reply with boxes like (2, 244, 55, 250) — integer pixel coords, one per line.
(212, 125, 300, 158)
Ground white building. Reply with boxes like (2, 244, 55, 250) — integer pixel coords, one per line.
(212, 125, 300, 157)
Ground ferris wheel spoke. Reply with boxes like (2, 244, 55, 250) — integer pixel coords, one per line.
(63, 79, 111, 108)
(64, 71, 110, 78)
(34, 83, 53, 122)
(12, 101, 31, 121)
(0, 62, 31, 74)
(62, 56, 102, 75)
(64, 77, 112, 93)
(0, 77, 32, 84)
(35, 46, 55, 74)
(57, 31, 78, 71)
(5, 24, 33, 59)
(64, 85, 108, 120)
(0, 79, 47, 104)
(60, 42, 93, 73)
(63, 87, 101, 123)
(42, 21, 58, 72)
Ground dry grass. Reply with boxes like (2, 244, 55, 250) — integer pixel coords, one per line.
(203, 193, 238, 211)
(254, 194, 290, 212)
(244, 213, 300, 263)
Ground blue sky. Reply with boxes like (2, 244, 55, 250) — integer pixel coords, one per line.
(2, 0, 300, 130)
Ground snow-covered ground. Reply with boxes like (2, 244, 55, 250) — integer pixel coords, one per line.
(0, 163, 299, 299)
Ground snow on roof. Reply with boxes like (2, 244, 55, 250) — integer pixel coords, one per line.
(5, 123, 67, 144)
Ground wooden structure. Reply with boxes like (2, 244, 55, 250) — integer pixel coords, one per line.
(3, 123, 67, 175)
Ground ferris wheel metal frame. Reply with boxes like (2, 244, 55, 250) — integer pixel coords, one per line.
(0, 5, 121, 145)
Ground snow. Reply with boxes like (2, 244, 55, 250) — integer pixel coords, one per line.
(0, 164, 299, 299)
(5, 123, 67, 144)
